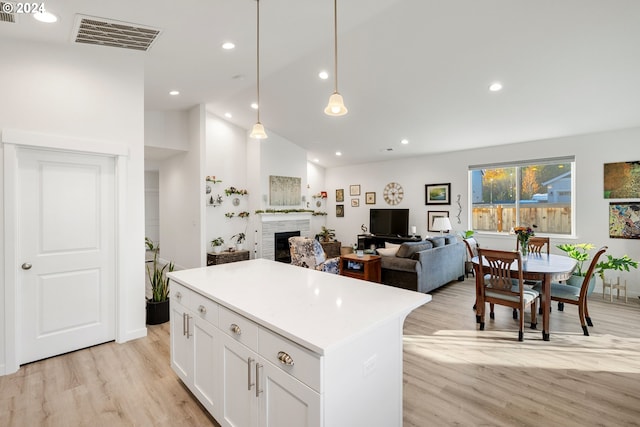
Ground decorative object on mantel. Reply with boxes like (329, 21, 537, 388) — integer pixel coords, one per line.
(210, 237, 224, 254)
(238, 211, 250, 218)
(145, 237, 173, 325)
(205, 176, 222, 183)
(425, 183, 451, 205)
(255, 208, 315, 214)
(455, 194, 462, 224)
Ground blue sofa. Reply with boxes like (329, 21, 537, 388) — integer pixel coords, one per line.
(379, 235, 465, 293)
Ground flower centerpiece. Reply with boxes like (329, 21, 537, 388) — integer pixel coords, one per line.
(514, 226, 535, 257)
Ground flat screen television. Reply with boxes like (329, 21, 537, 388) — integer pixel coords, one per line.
(369, 209, 409, 237)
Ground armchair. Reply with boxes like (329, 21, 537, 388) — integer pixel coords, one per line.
(288, 236, 340, 274)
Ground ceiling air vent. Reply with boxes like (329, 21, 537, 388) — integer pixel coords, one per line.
(72, 15, 161, 51)
(1, 2, 17, 23)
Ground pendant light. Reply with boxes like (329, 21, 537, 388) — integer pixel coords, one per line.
(250, 0, 268, 139)
(324, 0, 348, 116)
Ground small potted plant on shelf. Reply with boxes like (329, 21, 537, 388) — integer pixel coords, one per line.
(211, 237, 224, 254)
(145, 237, 174, 325)
(231, 232, 246, 251)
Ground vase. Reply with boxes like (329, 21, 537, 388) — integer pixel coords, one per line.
(519, 238, 529, 259)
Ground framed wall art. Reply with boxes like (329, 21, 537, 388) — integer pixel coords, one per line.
(350, 184, 361, 196)
(604, 161, 640, 199)
(427, 211, 449, 232)
(365, 192, 376, 204)
(609, 202, 640, 239)
(425, 183, 451, 205)
(351, 198, 360, 207)
(336, 204, 344, 217)
(269, 175, 301, 206)
(336, 188, 344, 202)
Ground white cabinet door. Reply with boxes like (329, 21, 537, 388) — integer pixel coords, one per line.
(220, 335, 259, 427)
(170, 302, 192, 383)
(258, 362, 321, 427)
(192, 317, 219, 416)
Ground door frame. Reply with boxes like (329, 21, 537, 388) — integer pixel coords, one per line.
(2, 129, 129, 375)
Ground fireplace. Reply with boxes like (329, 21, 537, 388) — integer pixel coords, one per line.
(274, 231, 300, 263)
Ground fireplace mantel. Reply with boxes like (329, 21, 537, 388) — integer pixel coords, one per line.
(259, 212, 313, 222)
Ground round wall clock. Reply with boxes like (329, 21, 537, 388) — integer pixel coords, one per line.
(383, 182, 404, 205)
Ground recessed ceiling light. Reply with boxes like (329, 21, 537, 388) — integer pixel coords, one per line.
(489, 82, 503, 92)
(313, 158, 320, 163)
(401, 139, 409, 145)
(318, 71, 329, 80)
(224, 112, 232, 118)
(169, 90, 180, 96)
(335, 151, 342, 156)
(222, 42, 235, 50)
(34, 12, 58, 23)
(250, 102, 258, 110)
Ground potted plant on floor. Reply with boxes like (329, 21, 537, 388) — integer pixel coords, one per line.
(595, 254, 638, 283)
(145, 237, 174, 325)
(318, 226, 335, 242)
(211, 237, 224, 254)
(556, 243, 597, 294)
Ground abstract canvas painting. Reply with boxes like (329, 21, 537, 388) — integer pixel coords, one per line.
(609, 202, 640, 239)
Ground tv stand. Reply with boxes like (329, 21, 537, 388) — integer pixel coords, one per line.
(357, 234, 421, 250)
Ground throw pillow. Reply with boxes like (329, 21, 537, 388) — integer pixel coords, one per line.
(377, 247, 398, 257)
(385, 242, 401, 249)
(427, 237, 445, 247)
(396, 241, 433, 258)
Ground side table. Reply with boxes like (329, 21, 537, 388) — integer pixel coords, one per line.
(207, 250, 250, 266)
(339, 253, 382, 283)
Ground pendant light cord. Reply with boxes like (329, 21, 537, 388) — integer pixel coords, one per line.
(333, 0, 338, 94)
(256, 0, 261, 123)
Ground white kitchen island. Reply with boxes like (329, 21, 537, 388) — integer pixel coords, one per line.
(167, 258, 430, 427)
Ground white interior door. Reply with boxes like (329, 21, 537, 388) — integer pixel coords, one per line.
(17, 147, 116, 364)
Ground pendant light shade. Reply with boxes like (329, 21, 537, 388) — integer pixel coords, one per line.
(250, 122, 268, 139)
(325, 0, 347, 116)
(251, 0, 268, 139)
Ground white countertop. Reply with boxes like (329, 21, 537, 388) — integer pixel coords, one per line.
(168, 259, 430, 355)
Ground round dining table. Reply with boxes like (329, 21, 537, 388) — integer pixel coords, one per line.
(472, 253, 577, 341)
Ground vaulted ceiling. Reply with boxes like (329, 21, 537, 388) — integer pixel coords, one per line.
(2, 0, 640, 167)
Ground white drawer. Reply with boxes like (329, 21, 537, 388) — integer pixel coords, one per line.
(170, 283, 191, 308)
(258, 328, 321, 392)
(219, 306, 258, 352)
(191, 291, 219, 327)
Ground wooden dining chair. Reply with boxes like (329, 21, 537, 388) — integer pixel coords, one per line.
(463, 237, 479, 278)
(514, 236, 550, 253)
(533, 246, 607, 336)
(476, 248, 539, 341)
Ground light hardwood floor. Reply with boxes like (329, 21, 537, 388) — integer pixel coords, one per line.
(1, 277, 639, 426)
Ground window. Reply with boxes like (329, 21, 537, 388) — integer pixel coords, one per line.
(469, 157, 574, 236)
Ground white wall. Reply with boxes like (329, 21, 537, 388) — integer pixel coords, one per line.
(325, 127, 640, 294)
(205, 112, 249, 252)
(0, 39, 146, 373)
(159, 105, 206, 269)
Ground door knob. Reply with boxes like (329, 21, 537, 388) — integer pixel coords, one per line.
(21, 263, 32, 270)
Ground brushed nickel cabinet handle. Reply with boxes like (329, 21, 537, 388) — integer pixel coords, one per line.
(175, 291, 182, 300)
(182, 312, 187, 336)
(230, 323, 242, 335)
(247, 357, 255, 390)
(198, 305, 207, 314)
(277, 351, 295, 366)
(256, 363, 263, 397)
